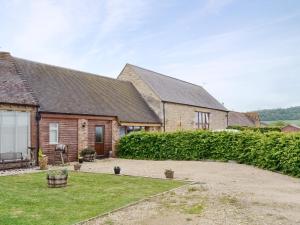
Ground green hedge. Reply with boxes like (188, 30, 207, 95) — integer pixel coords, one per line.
(227, 125, 282, 133)
(117, 131, 300, 177)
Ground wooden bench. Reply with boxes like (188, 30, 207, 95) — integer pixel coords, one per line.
(0, 152, 29, 170)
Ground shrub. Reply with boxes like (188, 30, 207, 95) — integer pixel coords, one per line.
(227, 125, 282, 133)
(80, 148, 96, 156)
(117, 131, 300, 177)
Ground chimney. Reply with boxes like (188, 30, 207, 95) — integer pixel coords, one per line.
(0, 52, 12, 60)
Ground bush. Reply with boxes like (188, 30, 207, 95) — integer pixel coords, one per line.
(227, 125, 282, 133)
(117, 131, 300, 177)
(80, 148, 96, 156)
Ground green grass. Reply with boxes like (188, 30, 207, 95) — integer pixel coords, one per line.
(263, 120, 300, 126)
(0, 172, 183, 225)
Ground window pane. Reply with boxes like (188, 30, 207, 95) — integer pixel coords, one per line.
(119, 127, 126, 137)
(95, 126, 104, 143)
(49, 123, 58, 144)
(1, 111, 15, 153)
(16, 112, 29, 156)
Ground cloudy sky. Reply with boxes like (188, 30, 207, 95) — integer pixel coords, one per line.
(1, 0, 300, 112)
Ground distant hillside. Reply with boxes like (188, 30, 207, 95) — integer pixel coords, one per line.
(256, 106, 300, 121)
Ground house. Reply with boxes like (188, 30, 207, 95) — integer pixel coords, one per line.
(0, 52, 160, 165)
(228, 111, 261, 127)
(0, 52, 228, 166)
(281, 124, 300, 133)
(118, 64, 229, 131)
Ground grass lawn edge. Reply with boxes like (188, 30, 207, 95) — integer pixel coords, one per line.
(74, 180, 195, 225)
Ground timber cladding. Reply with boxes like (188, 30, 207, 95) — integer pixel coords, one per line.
(39, 113, 113, 164)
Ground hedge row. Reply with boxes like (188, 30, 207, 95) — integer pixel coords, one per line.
(117, 130, 300, 177)
(227, 125, 282, 133)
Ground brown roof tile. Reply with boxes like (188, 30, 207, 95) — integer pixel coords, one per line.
(127, 64, 228, 111)
(1, 53, 160, 123)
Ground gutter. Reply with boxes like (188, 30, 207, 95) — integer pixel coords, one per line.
(35, 107, 41, 165)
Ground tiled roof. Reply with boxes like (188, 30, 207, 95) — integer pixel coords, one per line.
(228, 111, 256, 127)
(0, 52, 37, 105)
(0, 52, 160, 123)
(127, 64, 228, 111)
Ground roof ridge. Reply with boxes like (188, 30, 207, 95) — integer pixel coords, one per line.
(14, 57, 130, 84)
(127, 63, 205, 89)
(10, 56, 39, 106)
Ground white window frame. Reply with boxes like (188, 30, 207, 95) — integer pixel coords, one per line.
(0, 110, 30, 157)
(49, 123, 59, 144)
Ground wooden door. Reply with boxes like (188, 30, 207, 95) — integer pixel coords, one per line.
(95, 126, 105, 155)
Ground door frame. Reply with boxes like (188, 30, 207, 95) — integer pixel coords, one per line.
(94, 125, 105, 156)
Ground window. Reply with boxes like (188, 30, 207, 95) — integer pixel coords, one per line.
(195, 112, 210, 130)
(126, 126, 145, 134)
(95, 126, 104, 143)
(119, 126, 126, 137)
(49, 123, 59, 144)
(0, 111, 30, 157)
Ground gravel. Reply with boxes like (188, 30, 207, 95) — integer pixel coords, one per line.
(75, 158, 300, 225)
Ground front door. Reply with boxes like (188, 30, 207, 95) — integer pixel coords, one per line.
(95, 126, 105, 155)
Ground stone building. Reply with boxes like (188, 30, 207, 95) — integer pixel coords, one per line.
(118, 64, 229, 131)
(0, 52, 229, 166)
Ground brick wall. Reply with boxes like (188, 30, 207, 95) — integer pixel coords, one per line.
(39, 113, 114, 164)
(164, 102, 228, 131)
(39, 116, 78, 164)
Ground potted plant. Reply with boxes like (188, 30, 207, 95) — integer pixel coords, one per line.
(80, 148, 96, 162)
(164, 169, 174, 179)
(38, 148, 48, 170)
(47, 169, 68, 188)
(78, 152, 83, 164)
(114, 166, 121, 175)
(74, 163, 81, 171)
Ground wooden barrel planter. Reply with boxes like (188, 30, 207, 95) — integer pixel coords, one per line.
(47, 169, 68, 188)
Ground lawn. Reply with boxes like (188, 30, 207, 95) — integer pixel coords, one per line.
(263, 120, 300, 126)
(0, 172, 183, 225)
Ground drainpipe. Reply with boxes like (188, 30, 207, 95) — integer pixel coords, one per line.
(35, 107, 41, 165)
(163, 102, 166, 132)
(226, 111, 229, 128)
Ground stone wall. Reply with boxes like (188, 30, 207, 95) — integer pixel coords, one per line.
(164, 102, 228, 131)
(118, 65, 163, 121)
(78, 119, 88, 152)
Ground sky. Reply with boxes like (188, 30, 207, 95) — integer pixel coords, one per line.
(1, 0, 300, 112)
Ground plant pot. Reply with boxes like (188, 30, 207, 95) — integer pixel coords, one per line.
(47, 174, 68, 188)
(114, 167, 121, 175)
(74, 164, 81, 171)
(78, 157, 83, 164)
(39, 155, 48, 170)
(83, 153, 96, 162)
(164, 170, 174, 179)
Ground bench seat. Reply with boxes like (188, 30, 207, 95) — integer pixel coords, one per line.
(0, 152, 29, 170)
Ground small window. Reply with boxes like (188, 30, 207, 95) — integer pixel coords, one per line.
(126, 126, 144, 134)
(195, 112, 210, 130)
(119, 126, 126, 137)
(49, 123, 59, 144)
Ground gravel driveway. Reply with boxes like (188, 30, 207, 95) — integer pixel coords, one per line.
(76, 159, 300, 225)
